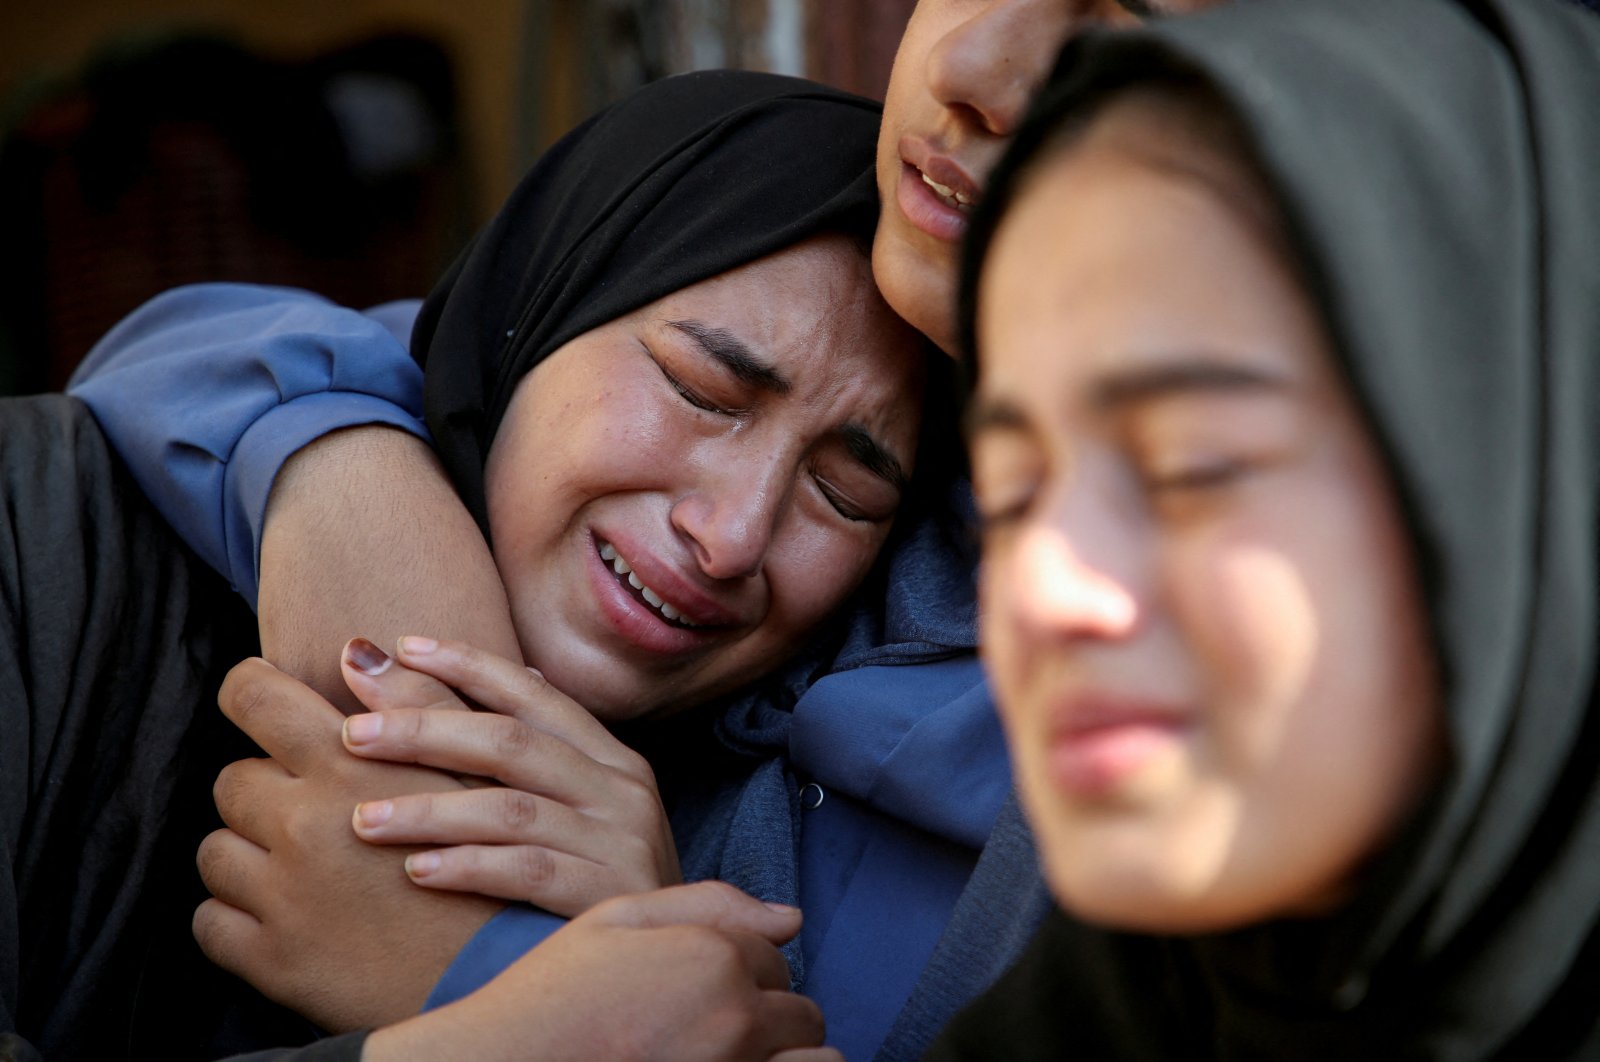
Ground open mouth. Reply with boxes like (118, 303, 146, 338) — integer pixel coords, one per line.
(597, 540, 705, 629)
(919, 170, 975, 212)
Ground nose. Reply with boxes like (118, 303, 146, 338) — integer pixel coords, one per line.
(670, 459, 790, 582)
(1001, 490, 1142, 642)
(926, 0, 1073, 137)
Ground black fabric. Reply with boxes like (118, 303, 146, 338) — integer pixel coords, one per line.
(220, 1029, 369, 1062)
(0, 396, 310, 1060)
(411, 69, 885, 535)
(945, 0, 1600, 1058)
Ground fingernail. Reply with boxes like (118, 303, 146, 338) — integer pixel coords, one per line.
(763, 902, 799, 914)
(398, 635, 439, 656)
(344, 713, 382, 745)
(354, 800, 392, 829)
(345, 637, 392, 676)
(526, 666, 543, 679)
(405, 852, 440, 878)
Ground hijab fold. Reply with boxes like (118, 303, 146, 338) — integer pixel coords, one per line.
(955, 0, 1600, 1055)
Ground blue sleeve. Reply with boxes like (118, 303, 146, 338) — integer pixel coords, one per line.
(424, 905, 567, 1010)
(67, 283, 428, 608)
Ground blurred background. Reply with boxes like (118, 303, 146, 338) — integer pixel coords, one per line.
(0, 0, 916, 394)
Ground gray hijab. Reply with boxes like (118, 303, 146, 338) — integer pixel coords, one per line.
(949, 0, 1600, 1056)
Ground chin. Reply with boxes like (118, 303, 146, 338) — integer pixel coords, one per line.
(1046, 856, 1299, 937)
(1037, 834, 1244, 936)
(531, 655, 652, 722)
(872, 235, 956, 354)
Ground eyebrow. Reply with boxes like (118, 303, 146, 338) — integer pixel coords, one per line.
(666, 319, 791, 395)
(666, 317, 907, 493)
(964, 397, 1028, 440)
(840, 422, 910, 493)
(1091, 360, 1291, 409)
(966, 357, 1291, 438)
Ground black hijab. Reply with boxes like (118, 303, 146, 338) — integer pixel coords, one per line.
(410, 69, 883, 534)
(946, 0, 1600, 1057)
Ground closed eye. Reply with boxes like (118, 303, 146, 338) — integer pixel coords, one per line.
(1144, 459, 1249, 493)
(648, 344, 751, 417)
(974, 489, 1036, 535)
(815, 475, 874, 523)
(661, 364, 732, 414)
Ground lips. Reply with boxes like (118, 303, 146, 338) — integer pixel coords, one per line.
(1044, 694, 1191, 799)
(894, 136, 984, 244)
(911, 150, 981, 208)
(592, 533, 741, 627)
(599, 541, 702, 627)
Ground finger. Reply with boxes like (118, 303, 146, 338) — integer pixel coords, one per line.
(398, 843, 650, 915)
(594, 882, 804, 946)
(196, 827, 271, 915)
(341, 638, 472, 715)
(392, 636, 625, 764)
(724, 930, 795, 993)
(212, 757, 295, 843)
(756, 992, 831, 1055)
(770, 1049, 845, 1062)
(219, 658, 345, 773)
(352, 787, 588, 848)
(341, 708, 599, 802)
(192, 896, 262, 974)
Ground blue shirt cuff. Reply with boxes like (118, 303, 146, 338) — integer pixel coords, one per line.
(225, 390, 427, 606)
(424, 905, 567, 1011)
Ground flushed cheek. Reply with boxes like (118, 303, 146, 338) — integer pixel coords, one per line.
(544, 383, 682, 468)
(1176, 540, 1321, 775)
(1157, 527, 1429, 921)
(515, 415, 699, 547)
(764, 523, 884, 638)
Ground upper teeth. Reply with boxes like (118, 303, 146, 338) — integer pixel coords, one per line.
(921, 172, 974, 207)
(599, 542, 692, 625)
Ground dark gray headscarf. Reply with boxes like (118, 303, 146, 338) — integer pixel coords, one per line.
(947, 0, 1600, 1056)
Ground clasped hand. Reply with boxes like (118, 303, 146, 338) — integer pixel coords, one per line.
(194, 635, 683, 1031)
(337, 634, 683, 911)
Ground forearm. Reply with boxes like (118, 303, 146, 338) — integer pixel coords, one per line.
(362, 1005, 519, 1062)
(259, 426, 521, 713)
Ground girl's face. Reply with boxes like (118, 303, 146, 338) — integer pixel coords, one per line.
(484, 234, 925, 722)
(872, 0, 1222, 355)
(970, 104, 1442, 933)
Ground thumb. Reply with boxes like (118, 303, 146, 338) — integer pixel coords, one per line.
(593, 882, 803, 946)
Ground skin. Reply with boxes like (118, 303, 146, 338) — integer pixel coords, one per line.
(196, 658, 504, 1030)
(254, 0, 1238, 882)
(201, 235, 921, 1028)
(872, 0, 1225, 354)
(338, 635, 680, 909)
(484, 233, 923, 721)
(362, 882, 840, 1062)
(969, 97, 1443, 934)
(258, 427, 523, 716)
(206, 0, 1242, 1047)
